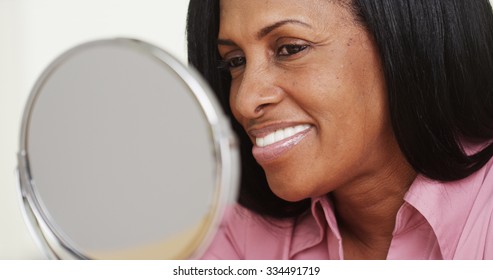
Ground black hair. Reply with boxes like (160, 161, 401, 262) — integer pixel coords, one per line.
(186, 0, 493, 218)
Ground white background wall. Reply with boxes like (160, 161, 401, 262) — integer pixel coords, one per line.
(0, 0, 190, 259)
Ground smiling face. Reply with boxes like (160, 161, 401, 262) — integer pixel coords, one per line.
(218, 0, 404, 202)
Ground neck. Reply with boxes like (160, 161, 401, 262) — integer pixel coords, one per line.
(331, 154, 417, 259)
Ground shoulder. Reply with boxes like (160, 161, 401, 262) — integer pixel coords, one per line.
(453, 154, 493, 259)
(406, 152, 493, 259)
(200, 204, 295, 260)
(469, 152, 493, 203)
(477, 156, 493, 259)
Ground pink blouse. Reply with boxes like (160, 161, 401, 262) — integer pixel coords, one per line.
(201, 157, 493, 260)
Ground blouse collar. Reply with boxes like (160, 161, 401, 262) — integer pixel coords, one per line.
(288, 158, 492, 259)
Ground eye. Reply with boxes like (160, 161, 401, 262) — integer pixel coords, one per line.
(228, 56, 246, 68)
(277, 44, 309, 57)
(219, 55, 246, 70)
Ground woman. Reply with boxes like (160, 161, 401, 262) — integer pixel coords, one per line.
(187, 0, 493, 259)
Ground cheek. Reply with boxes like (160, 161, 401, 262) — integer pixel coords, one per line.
(295, 60, 389, 151)
(228, 81, 241, 122)
(289, 69, 359, 127)
(319, 51, 387, 131)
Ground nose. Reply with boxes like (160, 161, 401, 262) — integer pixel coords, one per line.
(231, 64, 284, 121)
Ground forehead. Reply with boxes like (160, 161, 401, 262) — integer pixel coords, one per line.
(218, 0, 352, 38)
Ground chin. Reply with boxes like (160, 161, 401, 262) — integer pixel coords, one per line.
(267, 180, 313, 202)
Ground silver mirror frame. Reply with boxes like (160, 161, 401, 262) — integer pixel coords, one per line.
(16, 38, 239, 259)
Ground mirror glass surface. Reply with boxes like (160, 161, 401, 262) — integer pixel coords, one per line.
(18, 39, 238, 259)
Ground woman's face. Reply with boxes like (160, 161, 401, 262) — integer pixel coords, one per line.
(218, 0, 400, 201)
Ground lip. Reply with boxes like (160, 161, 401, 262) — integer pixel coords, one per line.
(251, 124, 313, 164)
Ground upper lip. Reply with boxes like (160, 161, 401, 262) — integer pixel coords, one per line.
(247, 122, 312, 138)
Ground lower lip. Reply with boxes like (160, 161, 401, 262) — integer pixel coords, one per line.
(252, 127, 312, 164)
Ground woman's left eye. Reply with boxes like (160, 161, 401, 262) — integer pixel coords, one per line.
(277, 44, 309, 56)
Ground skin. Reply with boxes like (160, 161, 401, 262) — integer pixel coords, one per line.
(218, 0, 417, 259)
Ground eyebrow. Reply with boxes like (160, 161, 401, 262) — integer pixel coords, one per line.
(217, 19, 311, 46)
(256, 19, 311, 40)
(217, 38, 237, 46)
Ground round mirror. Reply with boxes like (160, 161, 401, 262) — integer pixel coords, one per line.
(16, 38, 239, 259)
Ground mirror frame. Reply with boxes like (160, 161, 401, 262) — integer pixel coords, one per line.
(16, 38, 239, 259)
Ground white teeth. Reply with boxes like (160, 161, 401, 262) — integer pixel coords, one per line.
(274, 130, 285, 142)
(255, 124, 311, 147)
(294, 125, 306, 134)
(285, 127, 295, 137)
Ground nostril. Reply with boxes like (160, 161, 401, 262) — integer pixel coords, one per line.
(255, 104, 266, 113)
